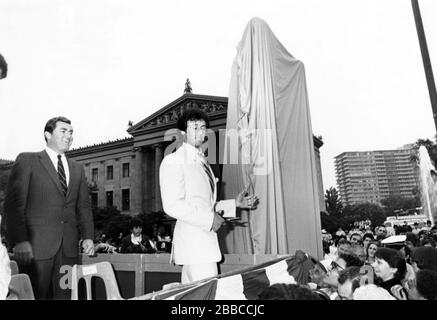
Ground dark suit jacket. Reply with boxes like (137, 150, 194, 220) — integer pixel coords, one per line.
(3, 150, 94, 260)
(119, 234, 156, 254)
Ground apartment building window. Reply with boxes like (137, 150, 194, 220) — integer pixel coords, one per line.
(122, 163, 130, 178)
(91, 192, 98, 208)
(106, 191, 113, 207)
(106, 165, 113, 180)
(91, 168, 98, 182)
(122, 189, 130, 211)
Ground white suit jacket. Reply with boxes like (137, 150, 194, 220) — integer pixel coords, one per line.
(159, 143, 235, 265)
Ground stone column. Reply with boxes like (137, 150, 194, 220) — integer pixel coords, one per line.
(133, 147, 144, 214)
(142, 148, 153, 213)
(153, 144, 164, 212)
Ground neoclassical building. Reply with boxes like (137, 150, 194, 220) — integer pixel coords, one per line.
(66, 88, 325, 215)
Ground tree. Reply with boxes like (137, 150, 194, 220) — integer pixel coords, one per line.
(411, 138, 437, 165)
(324, 187, 343, 216)
(320, 211, 347, 234)
(380, 195, 420, 217)
(342, 202, 386, 228)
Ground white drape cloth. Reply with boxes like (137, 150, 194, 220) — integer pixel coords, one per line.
(220, 17, 323, 259)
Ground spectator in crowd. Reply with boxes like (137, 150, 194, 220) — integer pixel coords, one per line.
(420, 235, 436, 247)
(335, 227, 346, 237)
(336, 266, 363, 300)
(94, 233, 117, 254)
(404, 232, 419, 249)
(321, 238, 350, 267)
(321, 253, 363, 299)
(375, 226, 388, 241)
(350, 244, 366, 264)
(308, 260, 328, 289)
(410, 246, 437, 273)
(372, 248, 407, 299)
(412, 222, 421, 235)
(415, 269, 437, 300)
(156, 229, 172, 253)
(423, 220, 432, 231)
(366, 241, 379, 265)
(119, 218, 157, 254)
(337, 239, 352, 256)
(349, 232, 362, 246)
(255, 283, 322, 300)
(112, 232, 124, 250)
(362, 233, 374, 251)
(418, 230, 429, 243)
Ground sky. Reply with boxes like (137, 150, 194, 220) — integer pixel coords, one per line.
(0, 0, 436, 191)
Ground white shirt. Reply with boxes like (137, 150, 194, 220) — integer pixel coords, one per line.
(130, 234, 142, 245)
(45, 147, 70, 186)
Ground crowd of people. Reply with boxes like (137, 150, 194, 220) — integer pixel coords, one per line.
(256, 219, 437, 300)
(88, 219, 173, 255)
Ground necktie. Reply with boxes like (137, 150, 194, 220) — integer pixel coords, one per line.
(57, 155, 68, 196)
(200, 157, 215, 195)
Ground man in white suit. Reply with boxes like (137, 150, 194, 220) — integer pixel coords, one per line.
(159, 108, 259, 284)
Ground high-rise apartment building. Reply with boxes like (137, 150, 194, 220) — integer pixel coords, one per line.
(335, 146, 418, 206)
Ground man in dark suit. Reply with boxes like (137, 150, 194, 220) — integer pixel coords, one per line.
(119, 218, 157, 254)
(3, 116, 94, 299)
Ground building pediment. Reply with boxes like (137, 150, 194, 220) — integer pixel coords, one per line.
(127, 93, 228, 136)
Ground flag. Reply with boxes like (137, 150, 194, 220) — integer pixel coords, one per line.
(150, 250, 316, 300)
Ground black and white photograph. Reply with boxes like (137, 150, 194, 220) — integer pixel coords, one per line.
(1, 0, 437, 305)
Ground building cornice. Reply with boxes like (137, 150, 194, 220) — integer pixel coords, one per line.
(127, 93, 228, 136)
(66, 137, 134, 157)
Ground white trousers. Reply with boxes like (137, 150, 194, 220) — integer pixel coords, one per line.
(181, 263, 218, 284)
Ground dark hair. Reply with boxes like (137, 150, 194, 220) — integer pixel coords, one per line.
(405, 232, 419, 247)
(337, 238, 351, 247)
(0, 53, 7, 79)
(411, 246, 437, 272)
(338, 266, 362, 294)
(256, 283, 322, 300)
(363, 233, 374, 242)
(366, 240, 380, 259)
(350, 232, 362, 241)
(44, 116, 71, 142)
(375, 247, 407, 281)
(420, 236, 436, 247)
(416, 269, 437, 300)
(130, 218, 143, 230)
(338, 253, 364, 268)
(177, 108, 209, 132)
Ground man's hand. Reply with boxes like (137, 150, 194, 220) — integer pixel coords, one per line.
(13, 241, 33, 265)
(236, 189, 259, 210)
(82, 239, 95, 256)
(211, 212, 225, 232)
(391, 284, 408, 300)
